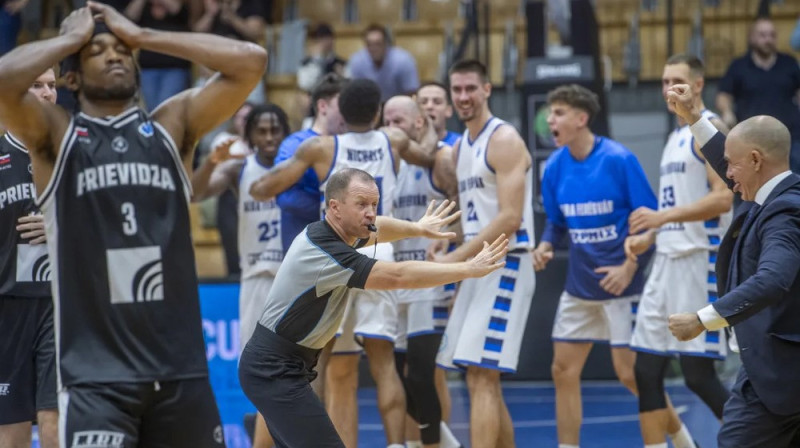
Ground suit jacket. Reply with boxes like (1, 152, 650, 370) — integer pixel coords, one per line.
(703, 132, 800, 416)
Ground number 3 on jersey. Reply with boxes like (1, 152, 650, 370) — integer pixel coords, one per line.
(121, 202, 138, 235)
(660, 186, 675, 209)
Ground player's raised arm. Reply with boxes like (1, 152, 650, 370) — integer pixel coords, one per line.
(383, 123, 437, 169)
(85, 1, 267, 159)
(0, 8, 88, 160)
(365, 234, 508, 290)
(190, 138, 245, 201)
(250, 136, 329, 201)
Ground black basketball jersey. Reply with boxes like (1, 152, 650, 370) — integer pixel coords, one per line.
(0, 133, 51, 297)
(37, 107, 207, 386)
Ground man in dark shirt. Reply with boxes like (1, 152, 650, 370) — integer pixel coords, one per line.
(716, 17, 800, 172)
(239, 167, 508, 448)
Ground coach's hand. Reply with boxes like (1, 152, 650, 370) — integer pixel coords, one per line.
(595, 259, 637, 296)
(17, 214, 46, 245)
(669, 313, 705, 341)
(466, 234, 508, 278)
(666, 84, 703, 126)
(416, 200, 461, 240)
(88, 1, 144, 48)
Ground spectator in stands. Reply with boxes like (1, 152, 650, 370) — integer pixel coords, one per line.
(0, 0, 27, 56)
(791, 14, 800, 51)
(348, 24, 420, 102)
(193, 0, 269, 102)
(716, 17, 800, 172)
(297, 23, 346, 94)
(119, 0, 199, 110)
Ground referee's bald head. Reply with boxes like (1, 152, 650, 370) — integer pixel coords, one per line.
(325, 168, 376, 205)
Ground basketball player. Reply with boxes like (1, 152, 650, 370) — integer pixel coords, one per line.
(430, 59, 535, 448)
(0, 3, 266, 446)
(249, 78, 437, 448)
(238, 167, 509, 448)
(191, 103, 290, 448)
(532, 84, 692, 448)
(0, 68, 58, 448)
(416, 82, 460, 146)
(383, 94, 460, 448)
(625, 54, 732, 448)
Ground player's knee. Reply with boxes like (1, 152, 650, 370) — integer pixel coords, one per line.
(634, 354, 668, 412)
(466, 366, 500, 393)
(551, 358, 581, 383)
(326, 356, 359, 384)
(616, 366, 637, 393)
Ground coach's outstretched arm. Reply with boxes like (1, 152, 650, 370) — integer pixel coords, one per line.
(365, 234, 509, 290)
(366, 199, 461, 246)
(86, 1, 267, 155)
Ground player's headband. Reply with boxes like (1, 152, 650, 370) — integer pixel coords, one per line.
(59, 22, 114, 75)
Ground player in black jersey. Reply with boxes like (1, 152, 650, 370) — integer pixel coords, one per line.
(0, 68, 58, 448)
(0, 3, 267, 447)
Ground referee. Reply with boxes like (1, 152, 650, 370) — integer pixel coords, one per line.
(238, 168, 508, 448)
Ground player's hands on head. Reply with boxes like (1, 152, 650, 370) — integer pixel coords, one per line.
(666, 84, 702, 125)
(416, 199, 461, 240)
(59, 6, 95, 44)
(87, 1, 143, 48)
(531, 243, 554, 272)
(628, 206, 664, 234)
(467, 234, 508, 277)
(17, 214, 46, 245)
(208, 137, 245, 165)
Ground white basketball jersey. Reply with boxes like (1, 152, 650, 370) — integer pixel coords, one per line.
(656, 110, 731, 255)
(393, 159, 446, 260)
(321, 130, 398, 262)
(457, 117, 534, 250)
(238, 154, 283, 278)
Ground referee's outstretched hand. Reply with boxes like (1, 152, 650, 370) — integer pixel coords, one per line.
(466, 234, 509, 278)
(416, 199, 462, 240)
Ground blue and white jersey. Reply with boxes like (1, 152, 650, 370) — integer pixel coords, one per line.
(456, 117, 534, 250)
(238, 154, 283, 278)
(442, 130, 461, 147)
(541, 137, 657, 300)
(656, 110, 731, 255)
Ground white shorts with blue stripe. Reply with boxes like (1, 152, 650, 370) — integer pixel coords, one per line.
(631, 250, 727, 359)
(436, 251, 535, 373)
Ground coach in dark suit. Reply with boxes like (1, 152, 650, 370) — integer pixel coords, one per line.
(666, 83, 800, 447)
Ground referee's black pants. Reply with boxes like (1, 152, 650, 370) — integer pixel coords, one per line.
(239, 324, 344, 448)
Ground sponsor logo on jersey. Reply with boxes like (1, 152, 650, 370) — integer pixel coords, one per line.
(16, 244, 50, 282)
(0, 183, 36, 209)
(395, 194, 428, 208)
(75, 126, 91, 144)
(560, 199, 614, 218)
(213, 425, 224, 444)
(394, 249, 427, 261)
(0, 383, 9, 396)
(138, 121, 154, 138)
(458, 176, 485, 193)
(568, 225, 618, 244)
(111, 136, 129, 153)
(660, 161, 686, 176)
(107, 246, 164, 304)
(0, 154, 10, 165)
(76, 163, 176, 196)
(71, 430, 124, 448)
(27, 163, 32, 173)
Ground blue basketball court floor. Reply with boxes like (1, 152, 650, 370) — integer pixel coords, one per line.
(357, 381, 722, 448)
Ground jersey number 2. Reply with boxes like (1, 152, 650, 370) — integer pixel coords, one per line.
(121, 202, 138, 236)
(466, 200, 478, 222)
(259, 220, 280, 242)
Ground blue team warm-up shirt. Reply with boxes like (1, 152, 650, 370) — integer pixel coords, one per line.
(275, 129, 322, 253)
(541, 136, 656, 301)
(442, 130, 461, 147)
